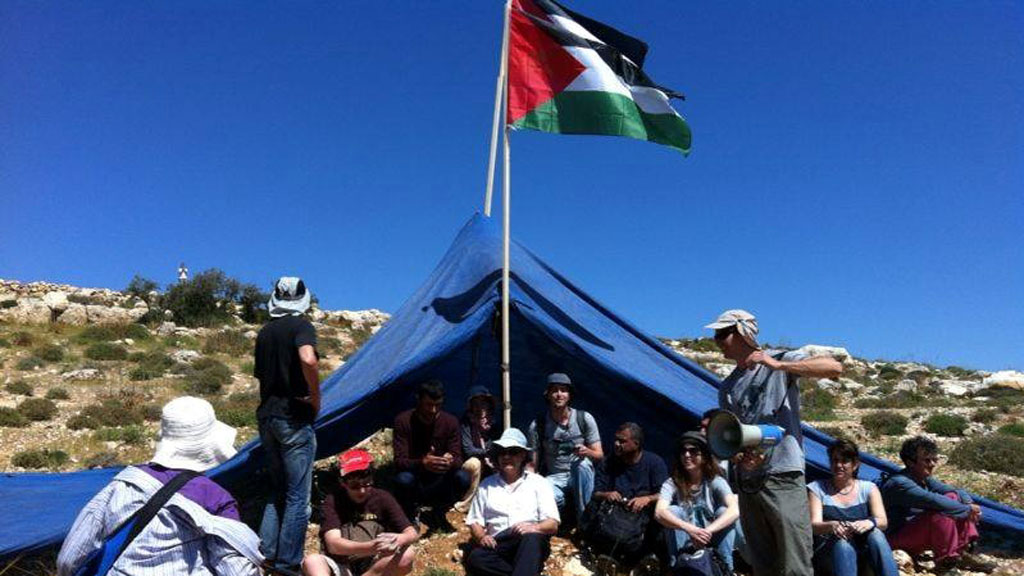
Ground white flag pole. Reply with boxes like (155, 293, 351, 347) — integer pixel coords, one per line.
(501, 124, 512, 431)
(484, 0, 511, 217)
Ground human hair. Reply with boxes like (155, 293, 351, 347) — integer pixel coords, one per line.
(828, 439, 861, 478)
(617, 422, 644, 449)
(342, 468, 374, 483)
(671, 436, 719, 500)
(417, 380, 445, 401)
(899, 435, 939, 466)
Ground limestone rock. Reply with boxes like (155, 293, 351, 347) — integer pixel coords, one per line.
(816, 378, 841, 391)
(892, 549, 914, 574)
(62, 368, 101, 381)
(85, 305, 140, 325)
(895, 379, 918, 393)
(56, 303, 88, 326)
(983, 370, 1024, 391)
(840, 378, 865, 392)
(935, 380, 969, 397)
(171, 350, 201, 364)
(0, 298, 51, 324)
(562, 557, 593, 576)
(43, 291, 69, 313)
(795, 344, 851, 362)
(156, 322, 178, 336)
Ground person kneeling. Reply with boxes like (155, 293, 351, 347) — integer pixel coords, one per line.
(303, 449, 418, 576)
(466, 428, 560, 576)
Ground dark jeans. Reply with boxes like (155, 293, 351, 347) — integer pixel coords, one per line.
(394, 467, 472, 518)
(258, 417, 316, 574)
(466, 532, 552, 576)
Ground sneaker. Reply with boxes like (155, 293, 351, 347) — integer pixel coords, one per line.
(957, 553, 998, 573)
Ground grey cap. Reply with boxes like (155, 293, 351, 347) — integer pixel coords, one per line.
(678, 431, 709, 452)
(546, 373, 572, 387)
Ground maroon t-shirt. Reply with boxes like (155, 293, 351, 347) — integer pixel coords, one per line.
(392, 409, 463, 471)
(319, 487, 411, 563)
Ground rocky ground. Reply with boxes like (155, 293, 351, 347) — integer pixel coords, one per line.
(1, 279, 1023, 575)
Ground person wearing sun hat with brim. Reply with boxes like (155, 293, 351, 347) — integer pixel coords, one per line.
(706, 309, 843, 576)
(57, 396, 262, 576)
(465, 428, 560, 576)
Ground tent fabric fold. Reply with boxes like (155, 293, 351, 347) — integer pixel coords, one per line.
(2, 213, 1022, 559)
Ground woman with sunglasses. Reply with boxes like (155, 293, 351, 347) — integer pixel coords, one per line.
(654, 431, 739, 574)
(807, 439, 897, 576)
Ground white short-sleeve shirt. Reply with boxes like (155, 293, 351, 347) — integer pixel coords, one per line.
(466, 471, 560, 536)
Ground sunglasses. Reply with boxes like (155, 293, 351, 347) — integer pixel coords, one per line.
(713, 329, 735, 342)
(496, 448, 527, 457)
(680, 446, 703, 457)
(344, 478, 373, 489)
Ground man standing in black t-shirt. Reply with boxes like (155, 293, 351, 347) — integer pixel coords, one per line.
(255, 276, 320, 576)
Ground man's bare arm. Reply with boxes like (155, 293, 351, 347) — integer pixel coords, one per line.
(298, 344, 320, 416)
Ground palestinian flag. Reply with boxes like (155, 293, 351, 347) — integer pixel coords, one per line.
(507, 0, 691, 154)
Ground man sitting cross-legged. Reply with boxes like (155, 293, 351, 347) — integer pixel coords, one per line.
(303, 449, 418, 576)
(466, 428, 560, 576)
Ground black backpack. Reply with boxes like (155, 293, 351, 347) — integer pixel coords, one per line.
(579, 499, 649, 562)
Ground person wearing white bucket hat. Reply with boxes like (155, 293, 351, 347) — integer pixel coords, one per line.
(705, 309, 843, 576)
(256, 276, 321, 576)
(57, 397, 261, 576)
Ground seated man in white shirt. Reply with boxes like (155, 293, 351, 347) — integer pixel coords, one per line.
(465, 428, 560, 576)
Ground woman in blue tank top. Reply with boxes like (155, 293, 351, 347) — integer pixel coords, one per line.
(807, 439, 898, 576)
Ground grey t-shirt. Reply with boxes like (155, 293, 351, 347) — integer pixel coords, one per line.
(718, 349, 807, 475)
(527, 408, 600, 475)
(658, 476, 733, 524)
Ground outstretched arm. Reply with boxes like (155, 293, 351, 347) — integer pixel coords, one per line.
(749, 351, 842, 379)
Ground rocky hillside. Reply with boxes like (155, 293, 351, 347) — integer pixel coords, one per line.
(2, 280, 1023, 576)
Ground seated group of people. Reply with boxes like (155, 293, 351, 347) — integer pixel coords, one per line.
(56, 378, 996, 576)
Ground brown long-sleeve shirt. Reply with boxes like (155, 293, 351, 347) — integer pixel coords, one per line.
(392, 409, 463, 471)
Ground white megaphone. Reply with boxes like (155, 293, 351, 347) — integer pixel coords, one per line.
(706, 410, 785, 460)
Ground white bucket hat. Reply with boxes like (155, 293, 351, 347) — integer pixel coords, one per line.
(491, 427, 531, 453)
(268, 276, 311, 318)
(151, 396, 238, 472)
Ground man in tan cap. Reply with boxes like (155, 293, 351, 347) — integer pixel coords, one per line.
(705, 309, 842, 576)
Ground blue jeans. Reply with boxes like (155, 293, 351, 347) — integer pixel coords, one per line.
(665, 505, 737, 572)
(815, 528, 898, 576)
(258, 417, 316, 574)
(394, 467, 473, 519)
(546, 457, 595, 521)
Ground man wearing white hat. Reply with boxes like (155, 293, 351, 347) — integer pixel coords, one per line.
(57, 396, 261, 576)
(255, 276, 321, 576)
(465, 428, 560, 576)
(705, 309, 842, 576)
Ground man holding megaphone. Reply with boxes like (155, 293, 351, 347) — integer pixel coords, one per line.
(705, 310, 843, 576)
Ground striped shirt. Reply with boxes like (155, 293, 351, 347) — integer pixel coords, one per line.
(56, 466, 262, 576)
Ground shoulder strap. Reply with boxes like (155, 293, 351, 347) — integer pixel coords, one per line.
(576, 409, 588, 438)
(536, 413, 548, 475)
(117, 470, 200, 557)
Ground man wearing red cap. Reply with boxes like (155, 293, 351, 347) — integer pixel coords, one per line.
(302, 449, 418, 576)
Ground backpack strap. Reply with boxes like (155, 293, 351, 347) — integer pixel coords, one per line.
(118, 470, 200, 556)
(536, 412, 548, 476)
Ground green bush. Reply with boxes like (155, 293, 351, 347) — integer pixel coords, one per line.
(18, 398, 58, 421)
(94, 425, 147, 445)
(12, 449, 69, 469)
(862, 411, 908, 436)
(32, 343, 65, 363)
(5, 380, 33, 396)
(0, 337, 10, 347)
(972, 408, 998, 423)
(0, 407, 28, 428)
(128, 351, 175, 381)
(946, 365, 981, 380)
(949, 435, 1024, 477)
(162, 269, 238, 327)
(182, 357, 233, 396)
(0, 300, 17, 309)
(84, 342, 128, 361)
(67, 399, 143, 430)
(238, 284, 270, 324)
(997, 422, 1024, 437)
(141, 403, 163, 422)
(801, 385, 837, 421)
(213, 392, 259, 428)
(125, 275, 160, 303)
(11, 331, 34, 347)
(77, 323, 150, 344)
(45, 387, 70, 400)
(924, 413, 968, 437)
(16, 356, 44, 370)
(203, 330, 251, 356)
(816, 426, 853, 441)
(83, 451, 123, 469)
(877, 364, 902, 381)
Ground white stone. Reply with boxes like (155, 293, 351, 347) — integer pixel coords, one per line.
(840, 378, 865, 392)
(794, 345, 851, 362)
(244, 330, 257, 339)
(0, 298, 52, 324)
(171, 350, 201, 364)
(816, 378, 841, 391)
(43, 291, 69, 313)
(156, 322, 178, 336)
(983, 370, 1024, 391)
(936, 380, 969, 397)
(562, 557, 593, 576)
(122, 338, 134, 346)
(56, 303, 88, 326)
(895, 379, 918, 393)
(85, 305, 138, 325)
(62, 368, 101, 381)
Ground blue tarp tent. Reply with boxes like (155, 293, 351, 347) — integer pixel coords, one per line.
(2, 213, 1023, 559)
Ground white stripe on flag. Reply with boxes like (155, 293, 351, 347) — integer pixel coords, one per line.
(628, 85, 678, 116)
(562, 46, 631, 98)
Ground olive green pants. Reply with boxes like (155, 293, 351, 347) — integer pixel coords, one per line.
(737, 471, 813, 576)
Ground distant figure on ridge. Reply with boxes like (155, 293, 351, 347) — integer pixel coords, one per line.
(255, 276, 320, 576)
(56, 397, 261, 576)
(880, 436, 996, 574)
(178, 262, 189, 283)
(707, 309, 842, 576)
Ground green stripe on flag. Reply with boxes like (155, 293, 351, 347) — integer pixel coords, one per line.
(512, 91, 691, 155)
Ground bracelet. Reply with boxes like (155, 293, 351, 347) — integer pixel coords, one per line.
(869, 518, 877, 530)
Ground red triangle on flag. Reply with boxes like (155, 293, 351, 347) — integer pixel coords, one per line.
(507, 0, 586, 124)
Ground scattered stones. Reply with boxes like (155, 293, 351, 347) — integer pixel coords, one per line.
(61, 368, 101, 381)
(816, 378, 841, 391)
(171, 350, 201, 364)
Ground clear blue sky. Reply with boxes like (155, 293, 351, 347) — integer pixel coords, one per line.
(2, 2, 1021, 370)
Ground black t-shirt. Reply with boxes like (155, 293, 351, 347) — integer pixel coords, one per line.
(254, 315, 317, 423)
(594, 451, 669, 499)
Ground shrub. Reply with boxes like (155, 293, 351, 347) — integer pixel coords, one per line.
(128, 351, 175, 381)
(203, 330, 251, 356)
(213, 392, 260, 428)
(238, 284, 269, 324)
(0, 337, 10, 347)
(946, 365, 981, 380)
(84, 342, 128, 361)
(0, 407, 28, 428)
(33, 344, 65, 363)
(18, 398, 57, 421)
(141, 403, 163, 422)
(16, 356, 44, 370)
(12, 449, 69, 469)
(5, 380, 33, 396)
(11, 331, 34, 347)
(997, 422, 1024, 437)
(77, 323, 150, 344)
(972, 408, 998, 424)
(67, 399, 143, 430)
(0, 300, 17, 309)
(46, 387, 70, 400)
(816, 426, 853, 441)
(94, 425, 147, 445)
(877, 364, 902, 381)
(949, 435, 1024, 477)
(162, 269, 238, 327)
(862, 411, 908, 436)
(183, 357, 233, 396)
(83, 451, 123, 469)
(924, 413, 968, 437)
(801, 385, 837, 421)
(125, 275, 160, 303)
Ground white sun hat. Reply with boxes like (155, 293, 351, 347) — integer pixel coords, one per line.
(151, 396, 238, 472)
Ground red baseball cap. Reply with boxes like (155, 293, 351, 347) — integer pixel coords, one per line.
(338, 449, 374, 477)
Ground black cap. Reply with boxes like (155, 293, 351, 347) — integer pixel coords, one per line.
(678, 431, 708, 451)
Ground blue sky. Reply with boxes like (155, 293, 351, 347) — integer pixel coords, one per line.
(2, 2, 1021, 370)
